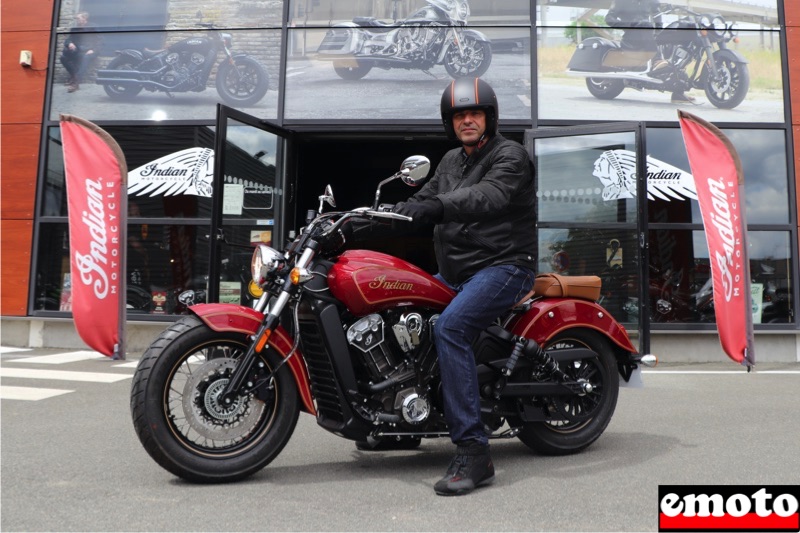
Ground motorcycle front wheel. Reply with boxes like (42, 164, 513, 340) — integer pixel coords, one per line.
(443, 35, 492, 78)
(333, 60, 373, 80)
(585, 77, 625, 100)
(130, 315, 299, 483)
(702, 55, 749, 109)
(101, 56, 143, 100)
(216, 57, 269, 107)
(515, 328, 620, 455)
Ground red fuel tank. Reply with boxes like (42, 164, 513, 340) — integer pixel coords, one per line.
(328, 250, 455, 316)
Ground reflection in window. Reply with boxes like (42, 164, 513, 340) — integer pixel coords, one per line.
(539, 228, 639, 324)
(534, 133, 637, 224)
(285, 25, 531, 119)
(648, 230, 793, 324)
(646, 128, 789, 225)
(50, 29, 281, 122)
(42, 126, 217, 219)
(33, 223, 211, 316)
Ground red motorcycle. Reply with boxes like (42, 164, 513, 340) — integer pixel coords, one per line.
(130, 156, 656, 483)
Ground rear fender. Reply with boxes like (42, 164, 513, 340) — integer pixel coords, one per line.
(508, 298, 637, 353)
(189, 303, 315, 415)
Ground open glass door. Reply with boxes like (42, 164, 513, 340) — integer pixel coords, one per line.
(208, 104, 293, 306)
(525, 123, 650, 354)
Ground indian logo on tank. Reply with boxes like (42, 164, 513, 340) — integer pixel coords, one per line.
(368, 275, 414, 291)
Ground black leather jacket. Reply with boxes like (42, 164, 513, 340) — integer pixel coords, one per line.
(399, 134, 537, 285)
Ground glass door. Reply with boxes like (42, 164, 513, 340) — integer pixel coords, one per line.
(209, 104, 293, 305)
(525, 123, 649, 353)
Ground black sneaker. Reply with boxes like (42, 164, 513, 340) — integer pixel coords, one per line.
(434, 443, 495, 496)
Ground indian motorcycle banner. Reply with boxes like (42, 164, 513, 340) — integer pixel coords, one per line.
(60, 115, 127, 359)
(678, 111, 755, 368)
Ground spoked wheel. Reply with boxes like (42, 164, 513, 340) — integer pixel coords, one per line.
(216, 56, 269, 107)
(444, 34, 492, 78)
(585, 77, 625, 100)
(515, 328, 619, 455)
(703, 54, 749, 109)
(130, 315, 299, 483)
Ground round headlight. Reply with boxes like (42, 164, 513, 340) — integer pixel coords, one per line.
(712, 16, 726, 38)
(457, 2, 469, 20)
(699, 15, 712, 29)
(251, 245, 283, 285)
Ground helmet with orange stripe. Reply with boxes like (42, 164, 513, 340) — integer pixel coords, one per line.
(440, 77, 498, 142)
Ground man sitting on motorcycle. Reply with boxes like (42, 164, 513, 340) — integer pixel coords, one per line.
(605, 0, 698, 104)
(391, 77, 537, 496)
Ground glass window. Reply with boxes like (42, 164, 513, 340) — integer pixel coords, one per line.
(50, 29, 281, 122)
(535, 1, 780, 29)
(42, 126, 217, 219)
(646, 128, 790, 225)
(534, 132, 637, 224)
(647, 230, 793, 324)
(33, 223, 211, 316)
(539, 228, 640, 324)
(289, 0, 531, 27)
(284, 24, 530, 120)
(58, 1, 284, 31)
(538, 14, 783, 123)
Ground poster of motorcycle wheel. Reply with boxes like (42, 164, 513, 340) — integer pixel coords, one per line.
(538, 0, 783, 123)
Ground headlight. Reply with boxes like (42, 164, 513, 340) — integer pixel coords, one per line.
(711, 16, 726, 38)
(699, 15, 712, 29)
(457, 2, 470, 20)
(251, 245, 283, 285)
(221, 33, 233, 47)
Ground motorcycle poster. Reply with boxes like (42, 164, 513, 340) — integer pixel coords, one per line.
(537, 0, 783, 123)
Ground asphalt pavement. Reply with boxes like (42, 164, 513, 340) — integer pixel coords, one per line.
(1, 344, 798, 532)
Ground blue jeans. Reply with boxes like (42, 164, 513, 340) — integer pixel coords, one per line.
(434, 264, 535, 446)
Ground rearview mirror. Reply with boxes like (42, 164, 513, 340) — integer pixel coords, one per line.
(400, 155, 430, 186)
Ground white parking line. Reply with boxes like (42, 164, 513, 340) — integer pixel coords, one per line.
(643, 370, 800, 374)
(3, 351, 105, 365)
(0, 386, 74, 401)
(0, 368, 133, 383)
(0, 347, 32, 354)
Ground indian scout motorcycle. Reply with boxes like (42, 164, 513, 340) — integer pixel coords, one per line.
(130, 156, 656, 483)
(315, 0, 491, 80)
(95, 23, 269, 107)
(567, 5, 749, 109)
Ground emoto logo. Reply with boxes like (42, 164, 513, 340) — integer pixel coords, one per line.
(658, 485, 800, 532)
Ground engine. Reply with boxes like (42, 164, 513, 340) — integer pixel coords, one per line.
(162, 51, 207, 89)
(345, 311, 439, 426)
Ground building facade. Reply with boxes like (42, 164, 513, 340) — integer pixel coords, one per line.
(1, 0, 798, 361)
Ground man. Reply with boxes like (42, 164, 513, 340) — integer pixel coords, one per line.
(60, 12, 99, 93)
(605, 0, 698, 104)
(392, 77, 537, 496)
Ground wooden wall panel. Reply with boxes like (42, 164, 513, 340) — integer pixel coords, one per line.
(786, 1, 800, 27)
(0, 220, 33, 315)
(0, 0, 54, 32)
(789, 27, 800, 126)
(0, 31, 50, 124)
(1, 124, 40, 219)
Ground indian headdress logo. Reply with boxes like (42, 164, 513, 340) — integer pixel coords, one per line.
(593, 150, 698, 202)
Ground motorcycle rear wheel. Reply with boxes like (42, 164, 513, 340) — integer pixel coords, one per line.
(444, 35, 492, 78)
(130, 315, 299, 483)
(101, 56, 143, 100)
(515, 328, 620, 455)
(585, 77, 625, 100)
(216, 57, 269, 107)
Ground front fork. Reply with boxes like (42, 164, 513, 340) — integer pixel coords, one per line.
(219, 246, 316, 405)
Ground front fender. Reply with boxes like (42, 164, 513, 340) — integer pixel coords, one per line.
(714, 47, 748, 64)
(460, 28, 490, 43)
(189, 303, 316, 415)
(508, 298, 637, 353)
